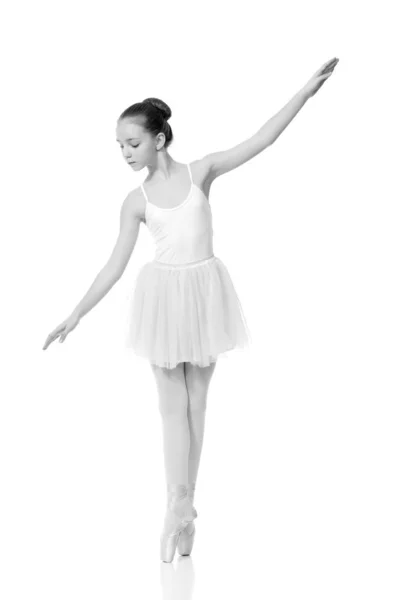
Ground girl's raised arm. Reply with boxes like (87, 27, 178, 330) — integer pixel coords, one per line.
(204, 57, 339, 181)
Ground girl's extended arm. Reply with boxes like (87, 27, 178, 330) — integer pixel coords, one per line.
(42, 191, 141, 350)
(204, 57, 339, 179)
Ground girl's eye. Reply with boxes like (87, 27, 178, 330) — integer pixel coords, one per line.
(120, 144, 139, 149)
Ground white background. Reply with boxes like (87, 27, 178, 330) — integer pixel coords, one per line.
(1, 0, 399, 598)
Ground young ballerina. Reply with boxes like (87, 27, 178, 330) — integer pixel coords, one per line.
(43, 57, 339, 562)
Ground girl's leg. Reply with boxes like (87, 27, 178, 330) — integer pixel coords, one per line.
(150, 361, 190, 484)
(184, 361, 217, 486)
(151, 362, 198, 562)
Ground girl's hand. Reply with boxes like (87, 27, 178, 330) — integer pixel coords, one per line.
(42, 312, 81, 350)
(302, 57, 339, 99)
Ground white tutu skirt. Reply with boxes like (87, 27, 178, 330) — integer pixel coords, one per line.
(124, 255, 251, 369)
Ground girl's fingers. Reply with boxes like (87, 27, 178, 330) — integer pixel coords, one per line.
(319, 58, 338, 76)
(50, 326, 64, 339)
(43, 326, 65, 349)
(325, 57, 338, 68)
(48, 332, 60, 345)
(59, 330, 69, 343)
(43, 335, 56, 349)
(321, 63, 334, 75)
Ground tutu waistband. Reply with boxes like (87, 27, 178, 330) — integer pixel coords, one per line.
(152, 254, 216, 270)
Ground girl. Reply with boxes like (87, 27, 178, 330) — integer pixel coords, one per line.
(43, 57, 339, 562)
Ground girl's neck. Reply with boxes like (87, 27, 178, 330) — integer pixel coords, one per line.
(146, 157, 184, 183)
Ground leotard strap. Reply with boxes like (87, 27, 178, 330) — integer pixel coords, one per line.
(187, 163, 193, 184)
(141, 183, 148, 203)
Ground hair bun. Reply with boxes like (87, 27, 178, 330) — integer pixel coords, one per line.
(142, 97, 172, 121)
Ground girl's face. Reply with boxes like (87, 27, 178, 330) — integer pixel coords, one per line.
(116, 119, 155, 170)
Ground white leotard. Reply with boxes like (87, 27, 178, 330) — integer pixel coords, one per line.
(140, 163, 214, 265)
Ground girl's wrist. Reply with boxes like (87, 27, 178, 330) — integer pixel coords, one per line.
(71, 308, 82, 321)
(299, 87, 311, 102)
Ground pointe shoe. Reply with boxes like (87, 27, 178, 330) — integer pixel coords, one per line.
(160, 483, 196, 563)
(177, 482, 197, 556)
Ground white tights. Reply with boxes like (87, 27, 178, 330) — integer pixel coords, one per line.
(150, 361, 217, 486)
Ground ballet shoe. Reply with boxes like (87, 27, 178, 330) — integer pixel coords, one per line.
(177, 482, 197, 557)
(160, 483, 197, 563)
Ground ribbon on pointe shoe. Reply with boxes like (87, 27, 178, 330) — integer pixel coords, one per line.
(186, 482, 198, 520)
(165, 483, 195, 529)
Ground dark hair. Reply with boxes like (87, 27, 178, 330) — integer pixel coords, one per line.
(118, 97, 173, 149)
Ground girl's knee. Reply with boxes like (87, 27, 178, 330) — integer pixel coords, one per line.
(188, 394, 208, 413)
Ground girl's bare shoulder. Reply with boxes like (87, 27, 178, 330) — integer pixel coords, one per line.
(126, 186, 147, 223)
